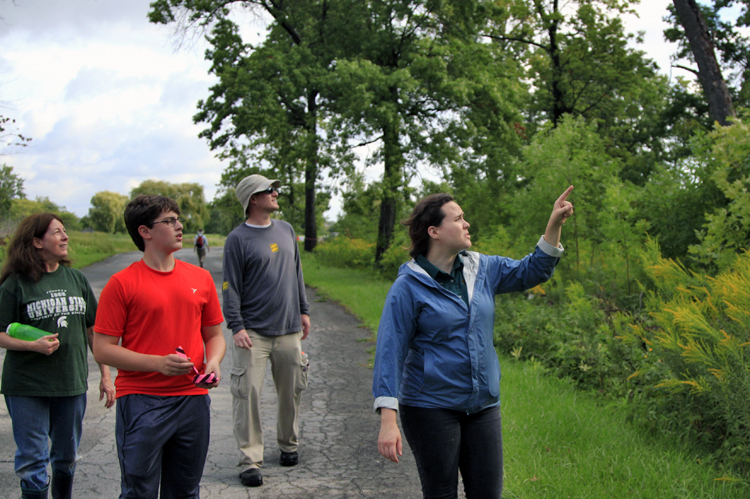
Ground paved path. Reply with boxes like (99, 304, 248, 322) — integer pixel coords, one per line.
(0, 246, 426, 498)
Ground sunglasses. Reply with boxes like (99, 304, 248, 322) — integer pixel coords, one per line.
(175, 346, 217, 385)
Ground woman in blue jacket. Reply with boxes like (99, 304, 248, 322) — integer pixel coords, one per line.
(373, 187, 574, 498)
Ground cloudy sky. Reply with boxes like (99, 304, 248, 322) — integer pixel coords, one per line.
(0, 0, 690, 219)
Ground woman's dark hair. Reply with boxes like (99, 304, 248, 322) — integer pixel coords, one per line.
(403, 193, 455, 259)
(0, 213, 69, 285)
(124, 195, 181, 252)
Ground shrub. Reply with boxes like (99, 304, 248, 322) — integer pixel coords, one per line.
(312, 237, 374, 270)
(377, 231, 410, 280)
(620, 238, 750, 474)
(689, 114, 750, 272)
(494, 281, 641, 397)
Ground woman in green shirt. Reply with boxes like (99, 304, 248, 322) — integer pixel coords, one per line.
(0, 213, 114, 499)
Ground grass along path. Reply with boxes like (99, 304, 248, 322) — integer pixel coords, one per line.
(501, 360, 744, 498)
(301, 250, 749, 498)
(301, 253, 391, 339)
(0, 230, 228, 269)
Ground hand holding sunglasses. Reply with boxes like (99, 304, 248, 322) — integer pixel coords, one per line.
(175, 346, 218, 385)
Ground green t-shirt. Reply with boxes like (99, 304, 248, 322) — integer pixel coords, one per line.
(0, 265, 97, 397)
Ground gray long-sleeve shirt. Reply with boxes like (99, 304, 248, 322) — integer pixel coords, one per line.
(222, 220, 310, 336)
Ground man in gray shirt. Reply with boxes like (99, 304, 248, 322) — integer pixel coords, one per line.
(222, 174, 311, 488)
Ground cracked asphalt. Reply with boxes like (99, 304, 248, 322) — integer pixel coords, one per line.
(0, 246, 428, 498)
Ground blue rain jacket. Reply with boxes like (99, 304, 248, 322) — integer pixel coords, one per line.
(373, 236, 562, 414)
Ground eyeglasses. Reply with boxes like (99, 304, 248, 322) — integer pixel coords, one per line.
(259, 186, 278, 195)
(149, 216, 181, 228)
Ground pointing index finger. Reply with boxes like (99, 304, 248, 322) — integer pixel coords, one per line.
(557, 185, 574, 204)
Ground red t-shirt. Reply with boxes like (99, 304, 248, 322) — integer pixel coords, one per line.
(95, 259, 224, 397)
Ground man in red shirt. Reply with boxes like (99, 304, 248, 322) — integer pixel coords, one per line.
(93, 195, 226, 499)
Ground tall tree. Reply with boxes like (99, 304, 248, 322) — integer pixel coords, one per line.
(481, 0, 670, 184)
(0, 165, 25, 218)
(331, 0, 514, 261)
(149, 0, 351, 251)
(130, 179, 210, 232)
(670, 0, 736, 125)
(1, 117, 32, 221)
(484, 1, 641, 125)
(87, 191, 129, 234)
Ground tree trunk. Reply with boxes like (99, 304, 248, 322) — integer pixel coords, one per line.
(305, 168, 318, 251)
(304, 90, 319, 252)
(376, 195, 397, 262)
(375, 116, 402, 263)
(304, 163, 318, 251)
(547, 0, 565, 127)
(672, 0, 735, 126)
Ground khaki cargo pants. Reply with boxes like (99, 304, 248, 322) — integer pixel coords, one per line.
(230, 330, 308, 468)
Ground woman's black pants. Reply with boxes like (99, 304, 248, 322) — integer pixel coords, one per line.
(400, 404, 503, 499)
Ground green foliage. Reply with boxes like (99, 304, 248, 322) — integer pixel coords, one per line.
(300, 249, 391, 337)
(311, 237, 375, 270)
(635, 163, 723, 262)
(65, 231, 139, 268)
(472, 224, 521, 259)
(689, 114, 750, 271)
(2, 197, 81, 236)
(621, 239, 750, 474)
(0, 165, 25, 217)
(493, 282, 641, 397)
(0, 230, 135, 270)
(331, 172, 415, 247)
(377, 229, 410, 280)
(512, 116, 621, 271)
(503, 356, 750, 498)
(87, 191, 128, 234)
(151, 0, 350, 247)
(330, 172, 381, 241)
(130, 179, 210, 232)
(205, 189, 244, 236)
(483, 0, 674, 182)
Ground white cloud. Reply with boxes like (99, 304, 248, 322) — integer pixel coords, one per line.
(1, 0, 222, 217)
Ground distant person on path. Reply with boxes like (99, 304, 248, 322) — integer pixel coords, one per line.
(194, 229, 209, 268)
(373, 187, 574, 498)
(0, 213, 115, 499)
(93, 195, 226, 499)
(223, 174, 310, 488)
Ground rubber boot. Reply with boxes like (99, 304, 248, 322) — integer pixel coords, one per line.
(20, 485, 48, 499)
(50, 474, 73, 499)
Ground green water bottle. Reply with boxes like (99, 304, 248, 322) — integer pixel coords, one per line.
(5, 323, 51, 341)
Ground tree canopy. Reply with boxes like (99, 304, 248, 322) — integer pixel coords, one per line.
(130, 179, 210, 232)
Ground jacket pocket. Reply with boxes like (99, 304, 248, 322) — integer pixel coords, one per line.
(230, 367, 248, 400)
